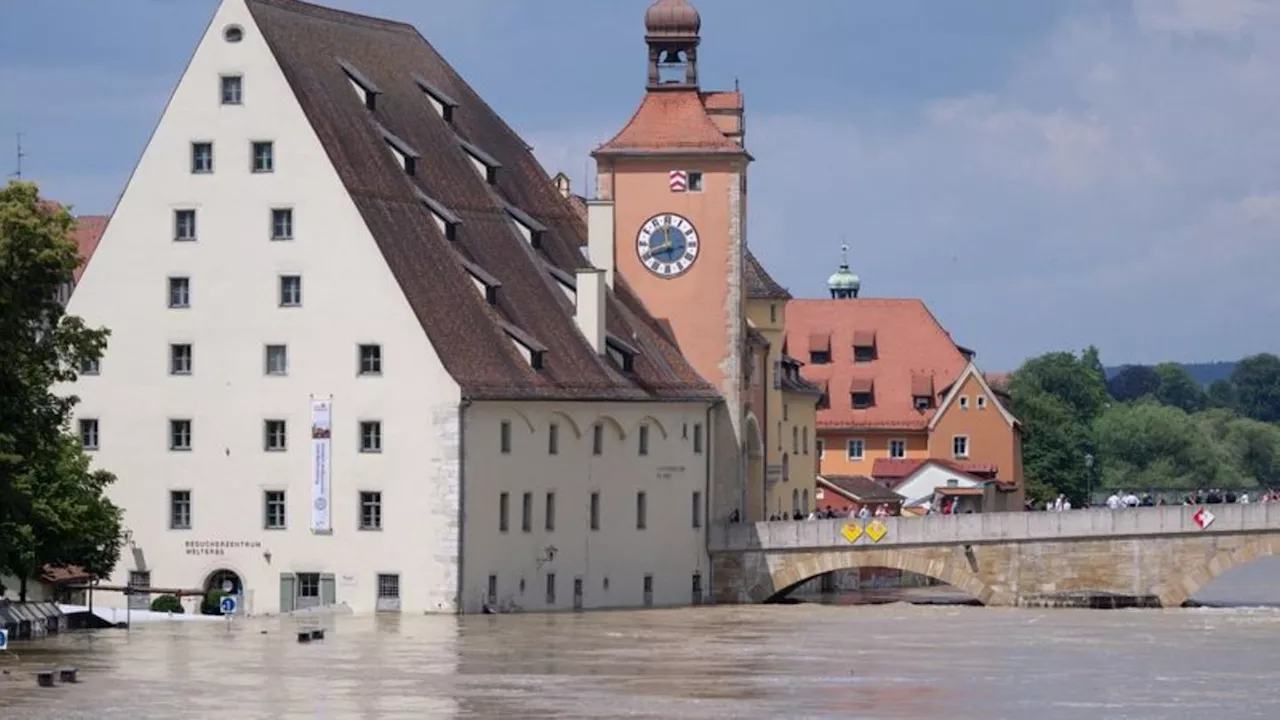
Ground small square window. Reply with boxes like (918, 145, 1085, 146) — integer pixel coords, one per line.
(500, 420, 512, 454)
(169, 419, 192, 451)
(191, 142, 213, 173)
(358, 344, 382, 375)
(79, 419, 99, 450)
(80, 357, 100, 376)
(271, 208, 293, 240)
(360, 491, 383, 530)
(169, 343, 193, 375)
(170, 490, 192, 529)
(687, 171, 703, 192)
(174, 209, 197, 241)
(252, 141, 274, 173)
(360, 420, 382, 453)
(854, 345, 876, 362)
(264, 419, 287, 451)
(959, 396, 970, 410)
(265, 344, 288, 376)
(852, 391, 874, 409)
(264, 490, 286, 529)
(221, 75, 243, 105)
(279, 275, 302, 307)
(977, 396, 988, 409)
(168, 277, 190, 308)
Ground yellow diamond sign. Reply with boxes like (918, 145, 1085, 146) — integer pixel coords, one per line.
(841, 523, 863, 543)
(865, 520, 887, 543)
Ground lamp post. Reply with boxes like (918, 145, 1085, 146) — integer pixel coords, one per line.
(1083, 454, 1095, 508)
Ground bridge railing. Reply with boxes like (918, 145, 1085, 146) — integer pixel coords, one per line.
(708, 503, 1280, 553)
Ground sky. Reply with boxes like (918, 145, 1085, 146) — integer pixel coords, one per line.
(1, 0, 1277, 371)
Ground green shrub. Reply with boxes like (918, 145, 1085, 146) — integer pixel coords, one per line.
(200, 589, 229, 616)
(150, 594, 184, 614)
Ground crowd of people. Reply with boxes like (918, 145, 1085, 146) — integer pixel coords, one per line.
(1039, 488, 1280, 511)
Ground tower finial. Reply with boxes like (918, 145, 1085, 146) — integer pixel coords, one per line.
(645, 0, 701, 88)
(827, 239, 861, 299)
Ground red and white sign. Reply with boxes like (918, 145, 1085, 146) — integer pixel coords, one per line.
(1193, 506, 1215, 530)
(668, 170, 688, 192)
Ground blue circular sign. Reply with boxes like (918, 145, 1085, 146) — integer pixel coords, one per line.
(219, 596, 237, 615)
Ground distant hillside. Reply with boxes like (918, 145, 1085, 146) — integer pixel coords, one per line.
(1104, 361, 1237, 385)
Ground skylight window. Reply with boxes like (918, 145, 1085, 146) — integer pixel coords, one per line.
(338, 58, 381, 111)
(412, 73, 459, 124)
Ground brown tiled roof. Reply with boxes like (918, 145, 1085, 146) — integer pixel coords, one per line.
(70, 215, 108, 283)
(779, 355, 823, 395)
(246, 0, 715, 402)
(744, 249, 791, 300)
(871, 458, 1000, 481)
(819, 475, 904, 504)
(594, 89, 745, 156)
(786, 298, 969, 429)
(40, 564, 94, 584)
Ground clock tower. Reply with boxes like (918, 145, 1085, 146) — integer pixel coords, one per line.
(592, 0, 753, 522)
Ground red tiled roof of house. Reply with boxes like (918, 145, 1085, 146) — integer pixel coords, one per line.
(819, 474, 904, 504)
(40, 564, 94, 584)
(871, 458, 1000, 481)
(594, 90, 744, 156)
(70, 215, 109, 283)
(700, 90, 742, 111)
(785, 298, 970, 429)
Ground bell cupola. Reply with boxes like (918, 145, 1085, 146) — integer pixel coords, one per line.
(645, 0, 701, 88)
(827, 243, 861, 299)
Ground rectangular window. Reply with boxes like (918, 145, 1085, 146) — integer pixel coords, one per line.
(169, 343, 193, 375)
(592, 423, 603, 455)
(809, 350, 831, 365)
(792, 426, 799, 454)
(191, 142, 213, 173)
(360, 491, 383, 530)
(889, 439, 907, 459)
(358, 344, 382, 375)
(169, 419, 192, 451)
(499, 492, 509, 532)
(546, 573, 557, 605)
(377, 574, 400, 599)
(487, 574, 498, 605)
(959, 396, 970, 410)
(977, 396, 988, 409)
(174, 209, 196, 241)
(953, 435, 970, 459)
(168, 277, 190, 308)
(170, 490, 191, 529)
(264, 490, 286, 529)
(221, 75, 243, 105)
(271, 208, 293, 240)
(545, 491, 556, 531)
(692, 573, 703, 605)
(359, 421, 382, 452)
(548, 422, 559, 455)
(252, 141, 274, 173)
(692, 491, 702, 529)
(846, 438, 864, 461)
(854, 346, 876, 362)
(500, 420, 512, 454)
(693, 423, 704, 454)
(589, 491, 600, 531)
(264, 419, 287, 451)
(636, 491, 647, 530)
(279, 275, 302, 307)
(643, 573, 654, 607)
(816, 438, 825, 457)
(521, 491, 532, 532)
(79, 418, 99, 450)
(297, 573, 320, 599)
(80, 357, 100, 375)
(687, 171, 703, 191)
(259, 344, 287, 376)
(852, 392, 874, 409)
(638, 425, 650, 456)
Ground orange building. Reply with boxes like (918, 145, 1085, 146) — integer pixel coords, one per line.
(785, 249, 1026, 509)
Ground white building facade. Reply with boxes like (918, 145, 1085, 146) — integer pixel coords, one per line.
(65, 0, 720, 615)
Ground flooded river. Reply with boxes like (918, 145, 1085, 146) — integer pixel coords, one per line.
(4, 561, 1280, 719)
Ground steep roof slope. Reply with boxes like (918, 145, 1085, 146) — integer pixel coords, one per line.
(246, 0, 715, 402)
(593, 90, 744, 156)
(744, 249, 791, 300)
(70, 215, 109, 283)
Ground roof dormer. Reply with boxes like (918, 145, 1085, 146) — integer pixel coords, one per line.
(458, 138, 501, 184)
(500, 321, 547, 370)
(412, 73, 459, 124)
(338, 58, 380, 110)
(606, 334, 639, 373)
(850, 378, 875, 409)
(852, 330, 877, 362)
(505, 203, 546, 249)
(911, 373, 935, 410)
(414, 187, 460, 241)
(374, 121, 419, 175)
(457, 256, 500, 305)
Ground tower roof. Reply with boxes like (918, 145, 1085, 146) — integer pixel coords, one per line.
(645, 0, 700, 39)
(827, 243, 861, 292)
(745, 249, 792, 300)
(593, 90, 744, 157)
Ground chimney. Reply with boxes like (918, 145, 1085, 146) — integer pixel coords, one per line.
(575, 268, 607, 355)
(586, 199, 615, 288)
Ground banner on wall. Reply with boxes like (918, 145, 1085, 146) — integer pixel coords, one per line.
(311, 395, 333, 533)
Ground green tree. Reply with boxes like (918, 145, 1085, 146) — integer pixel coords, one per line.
(1231, 353, 1280, 423)
(1196, 409, 1280, 488)
(1207, 378, 1238, 410)
(1154, 362, 1207, 413)
(0, 181, 121, 600)
(1093, 401, 1221, 491)
(1107, 364, 1161, 402)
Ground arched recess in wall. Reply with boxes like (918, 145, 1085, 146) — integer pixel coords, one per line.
(595, 415, 627, 441)
(762, 550, 1000, 606)
(508, 407, 536, 434)
(634, 415, 669, 440)
(548, 410, 583, 438)
(744, 413, 764, 458)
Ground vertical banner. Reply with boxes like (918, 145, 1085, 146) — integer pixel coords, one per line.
(310, 395, 333, 533)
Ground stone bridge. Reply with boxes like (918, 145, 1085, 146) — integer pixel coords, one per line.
(708, 503, 1280, 607)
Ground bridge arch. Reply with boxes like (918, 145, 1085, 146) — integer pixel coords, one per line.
(1155, 535, 1280, 608)
(761, 549, 1010, 606)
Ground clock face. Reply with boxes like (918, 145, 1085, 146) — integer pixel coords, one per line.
(636, 213, 700, 278)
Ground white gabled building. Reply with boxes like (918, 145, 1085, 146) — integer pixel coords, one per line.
(65, 0, 723, 615)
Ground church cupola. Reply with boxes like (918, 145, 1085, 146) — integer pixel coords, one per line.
(645, 0, 701, 88)
(827, 243, 861, 299)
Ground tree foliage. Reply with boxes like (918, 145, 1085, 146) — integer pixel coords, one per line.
(1107, 365, 1161, 402)
(0, 181, 121, 599)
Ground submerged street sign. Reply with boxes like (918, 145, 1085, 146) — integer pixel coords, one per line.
(219, 596, 238, 615)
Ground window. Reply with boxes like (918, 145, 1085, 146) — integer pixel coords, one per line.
(770, 304, 777, 324)
(545, 491, 556, 531)
(377, 573, 400, 601)
(499, 492, 509, 532)
(636, 491, 647, 530)
(220, 75, 243, 105)
(223, 24, 244, 42)
(810, 350, 831, 365)
(846, 438, 864, 461)
(816, 438, 825, 457)
(782, 453, 790, 482)
(589, 491, 600, 531)
(169, 419, 192, 450)
(170, 490, 191, 529)
(360, 491, 383, 530)
(358, 344, 382, 375)
(547, 422, 559, 455)
(80, 357, 100, 375)
(692, 491, 702, 529)
(174, 209, 196, 241)
(852, 391, 873, 409)
(953, 435, 970, 459)
(191, 142, 213, 173)
(258, 345, 287, 376)
(169, 343, 193, 375)
(854, 346, 876, 362)
(360, 421, 382, 452)
(889, 439, 906, 459)
(959, 396, 970, 410)
(297, 573, 320, 600)
(802, 427, 809, 455)
(638, 425, 650, 456)
(79, 419, 99, 450)
(521, 492, 532, 532)
(500, 420, 512, 454)
(264, 419, 287, 451)
(687, 171, 703, 192)
(643, 574, 654, 607)
(914, 396, 932, 410)
(817, 392, 830, 410)
(693, 423, 704, 454)
(487, 574, 498, 605)
(279, 275, 302, 307)
(783, 404, 789, 422)
(977, 396, 988, 410)
(792, 426, 799, 454)
(252, 141, 274, 173)
(264, 490, 286, 529)
(592, 422, 603, 455)
(271, 208, 293, 240)
(692, 572, 703, 605)
(546, 573, 556, 605)
(168, 277, 190, 308)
